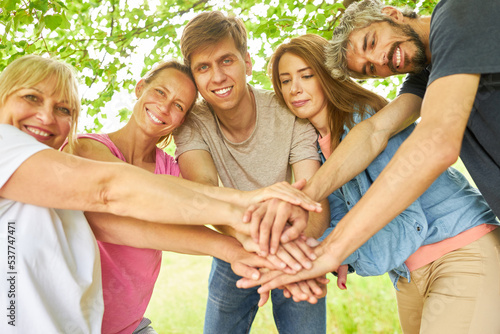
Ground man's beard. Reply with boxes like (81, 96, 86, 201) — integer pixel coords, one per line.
(387, 23, 427, 75)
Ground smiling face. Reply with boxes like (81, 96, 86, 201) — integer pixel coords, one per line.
(0, 77, 73, 149)
(134, 68, 196, 138)
(346, 20, 427, 78)
(278, 52, 328, 124)
(189, 36, 252, 114)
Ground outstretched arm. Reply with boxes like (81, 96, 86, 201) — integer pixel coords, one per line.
(304, 93, 422, 202)
(0, 149, 244, 229)
(87, 212, 274, 280)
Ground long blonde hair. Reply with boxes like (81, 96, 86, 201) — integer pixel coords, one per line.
(269, 34, 387, 150)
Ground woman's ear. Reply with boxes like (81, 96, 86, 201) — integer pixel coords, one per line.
(135, 79, 146, 98)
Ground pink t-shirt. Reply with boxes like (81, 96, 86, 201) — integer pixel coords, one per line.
(76, 133, 180, 334)
(318, 133, 494, 273)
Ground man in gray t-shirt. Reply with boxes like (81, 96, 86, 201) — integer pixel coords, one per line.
(174, 11, 329, 334)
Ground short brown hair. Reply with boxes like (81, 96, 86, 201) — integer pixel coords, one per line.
(180, 11, 248, 69)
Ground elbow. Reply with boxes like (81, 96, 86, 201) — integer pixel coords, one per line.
(88, 168, 118, 214)
(369, 120, 391, 155)
(436, 140, 461, 169)
(419, 124, 461, 172)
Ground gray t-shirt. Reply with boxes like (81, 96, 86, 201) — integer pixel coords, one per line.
(174, 86, 320, 191)
(399, 0, 500, 217)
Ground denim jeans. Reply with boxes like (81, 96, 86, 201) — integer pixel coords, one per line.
(204, 257, 326, 334)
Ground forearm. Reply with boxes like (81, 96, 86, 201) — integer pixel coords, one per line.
(320, 121, 454, 262)
(304, 94, 422, 202)
(104, 165, 244, 227)
(87, 211, 248, 259)
(320, 75, 478, 263)
(160, 175, 254, 207)
(303, 198, 330, 239)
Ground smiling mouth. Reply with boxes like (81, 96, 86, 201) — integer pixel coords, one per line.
(25, 125, 51, 137)
(147, 109, 165, 124)
(213, 86, 232, 96)
(395, 47, 401, 68)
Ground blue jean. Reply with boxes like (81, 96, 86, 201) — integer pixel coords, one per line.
(204, 257, 326, 334)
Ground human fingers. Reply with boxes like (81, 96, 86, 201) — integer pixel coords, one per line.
(282, 287, 292, 299)
(231, 262, 262, 281)
(254, 181, 322, 212)
(280, 206, 308, 244)
(302, 279, 326, 298)
(258, 199, 280, 256)
(242, 203, 257, 224)
(287, 234, 317, 262)
(265, 254, 289, 273)
(258, 291, 270, 307)
(291, 178, 307, 190)
(270, 180, 322, 212)
(236, 269, 284, 289)
(247, 202, 268, 243)
(273, 246, 301, 273)
(281, 238, 312, 270)
(284, 282, 311, 303)
(269, 201, 292, 255)
(336, 264, 349, 290)
(255, 255, 336, 294)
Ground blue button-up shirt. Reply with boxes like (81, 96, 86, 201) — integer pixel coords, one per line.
(319, 115, 498, 288)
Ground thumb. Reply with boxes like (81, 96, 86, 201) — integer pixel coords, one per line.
(291, 178, 307, 190)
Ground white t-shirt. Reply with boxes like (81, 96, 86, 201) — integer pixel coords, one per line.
(0, 125, 103, 333)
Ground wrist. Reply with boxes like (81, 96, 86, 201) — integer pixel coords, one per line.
(302, 181, 322, 203)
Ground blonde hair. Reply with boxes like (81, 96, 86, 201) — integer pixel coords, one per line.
(269, 34, 387, 150)
(0, 55, 80, 149)
(141, 60, 197, 149)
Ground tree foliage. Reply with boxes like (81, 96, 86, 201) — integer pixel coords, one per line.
(1, 0, 437, 132)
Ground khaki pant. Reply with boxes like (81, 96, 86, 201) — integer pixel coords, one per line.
(396, 228, 500, 334)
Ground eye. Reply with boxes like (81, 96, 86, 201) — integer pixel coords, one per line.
(222, 58, 233, 65)
(369, 63, 375, 75)
(303, 74, 314, 79)
(156, 89, 165, 96)
(23, 94, 39, 102)
(174, 103, 184, 112)
(198, 65, 209, 72)
(55, 106, 72, 116)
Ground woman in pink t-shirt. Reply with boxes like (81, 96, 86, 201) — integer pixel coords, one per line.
(72, 61, 194, 334)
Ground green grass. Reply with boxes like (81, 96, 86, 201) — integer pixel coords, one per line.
(145, 253, 401, 333)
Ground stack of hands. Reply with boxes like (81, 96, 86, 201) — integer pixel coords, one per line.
(228, 179, 349, 307)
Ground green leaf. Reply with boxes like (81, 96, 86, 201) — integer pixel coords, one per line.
(3, 0, 21, 12)
(59, 12, 71, 29)
(118, 108, 132, 122)
(30, 0, 49, 13)
(44, 14, 63, 31)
